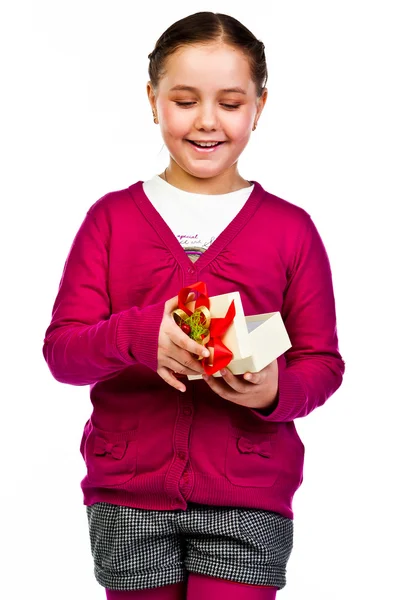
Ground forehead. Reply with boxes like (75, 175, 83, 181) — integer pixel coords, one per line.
(160, 42, 255, 93)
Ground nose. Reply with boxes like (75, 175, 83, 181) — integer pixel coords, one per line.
(194, 103, 219, 131)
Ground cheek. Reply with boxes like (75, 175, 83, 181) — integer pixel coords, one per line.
(159, 105, 190, 139)
(223, 110, 254, 141)
(225, 121, 252, 143)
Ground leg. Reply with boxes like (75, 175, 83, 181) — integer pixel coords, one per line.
(187, 574, 277, 599)
(106, 582, 186, 600)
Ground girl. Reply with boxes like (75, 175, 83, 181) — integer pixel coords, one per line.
(43, 11, 345, 600)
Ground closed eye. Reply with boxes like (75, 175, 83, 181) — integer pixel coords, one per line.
(175, 102, 241, 110)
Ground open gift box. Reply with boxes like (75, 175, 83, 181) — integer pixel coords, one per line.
(172, 284, 291, 379)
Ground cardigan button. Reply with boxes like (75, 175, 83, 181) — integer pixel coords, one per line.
(178, 451, 186, 461)
(183, 407, 192, 416)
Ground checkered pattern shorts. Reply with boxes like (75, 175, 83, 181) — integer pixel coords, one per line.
(86, 502, 293, 591)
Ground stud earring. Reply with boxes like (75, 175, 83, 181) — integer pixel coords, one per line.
(252, 123, 257, 131)
(153, 111, 158, 124)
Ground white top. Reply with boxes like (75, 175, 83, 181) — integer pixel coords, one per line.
(143, 175, 254, 262)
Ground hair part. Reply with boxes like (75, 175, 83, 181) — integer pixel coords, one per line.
(148, 12, 268, 97)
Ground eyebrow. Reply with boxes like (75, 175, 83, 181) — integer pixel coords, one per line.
(169, 85, 247, 95)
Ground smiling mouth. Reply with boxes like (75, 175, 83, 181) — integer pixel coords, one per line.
(186, 140, 225, 148)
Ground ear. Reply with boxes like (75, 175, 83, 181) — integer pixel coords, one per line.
(256, 88, 268, 120)
(147, 81, 156, 112)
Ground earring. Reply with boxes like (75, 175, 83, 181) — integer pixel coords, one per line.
(252, 123, 257, 131)
(153, 110, 158, 124)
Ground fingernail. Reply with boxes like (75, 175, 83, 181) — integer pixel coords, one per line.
(244, 373, 252, 381)
(202, 349, 210, 357)
(203, 375, 209, 381)
(220, 369, 227, 376)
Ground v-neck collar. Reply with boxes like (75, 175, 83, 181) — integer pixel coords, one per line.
(128, 180, 265, 274)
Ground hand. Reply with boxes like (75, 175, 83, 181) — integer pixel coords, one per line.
(202, 359, 279, 411)
(157, 295, 210, 392)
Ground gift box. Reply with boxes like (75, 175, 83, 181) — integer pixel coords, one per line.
(172, 283, 291, 379)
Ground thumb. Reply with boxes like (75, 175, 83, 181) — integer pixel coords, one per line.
(165, 292, 196, 310)
(243, 371, 262, 384)
(164, 295, 179, 313)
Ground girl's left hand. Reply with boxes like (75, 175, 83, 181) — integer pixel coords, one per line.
(202, 359, 279, 411)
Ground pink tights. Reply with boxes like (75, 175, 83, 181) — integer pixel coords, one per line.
(106, 574, 277, 599)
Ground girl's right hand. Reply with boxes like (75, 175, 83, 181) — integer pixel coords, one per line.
(157, 295, 210, 392)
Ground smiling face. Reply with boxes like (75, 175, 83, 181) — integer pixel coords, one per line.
(147, 42, 267, 192)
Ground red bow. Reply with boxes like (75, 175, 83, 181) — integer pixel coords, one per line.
(93, 437, 127, 460)
(237, 437, 271, 459)
(173, 281, 236, 376)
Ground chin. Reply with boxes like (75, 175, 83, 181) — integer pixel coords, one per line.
(190, 168, 224, 180)
(172, 161, 214, 179)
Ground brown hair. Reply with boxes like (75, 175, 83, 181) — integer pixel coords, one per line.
(148, 12, 267, 97)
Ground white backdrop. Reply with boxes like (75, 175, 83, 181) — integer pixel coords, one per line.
(1, 1, 399, 599)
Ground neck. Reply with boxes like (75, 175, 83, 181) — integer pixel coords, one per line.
(161, 162, 251, 195)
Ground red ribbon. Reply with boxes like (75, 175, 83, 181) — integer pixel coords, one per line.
(175, 282, 236, 375)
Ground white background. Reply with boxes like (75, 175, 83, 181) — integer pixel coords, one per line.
(1, 1, 399, 599)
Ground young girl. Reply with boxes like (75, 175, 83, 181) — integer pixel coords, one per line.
(43, 11, 344, 600)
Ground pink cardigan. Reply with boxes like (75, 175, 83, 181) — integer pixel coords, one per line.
(43, 181, 344, 519)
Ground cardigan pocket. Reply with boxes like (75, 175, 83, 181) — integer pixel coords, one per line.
(80, 420, 138, 487)
(225, 421, 305, 490)
(225, 425, 279, 488)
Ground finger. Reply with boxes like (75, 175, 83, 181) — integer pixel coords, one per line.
(242, 371, 263, 385)
(158, 366, 186, 392)
(219, 368, 249, 393)
(169, 324, 210, 359)
(179, 354, 205, 374)
(166, 344, 206, 373)
(158, 336, 206, 373)
(164, 292, 196, 313)
(165, 356, 204, 376)
(203, 374, 246, 405)
(164, 295, 179, 314)
(202, 373, 229, 397)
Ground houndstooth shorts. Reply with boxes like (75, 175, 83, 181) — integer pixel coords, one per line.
(86, 502, 293, 591)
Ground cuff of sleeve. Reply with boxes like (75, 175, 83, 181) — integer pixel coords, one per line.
(115, 301, 165, 371)
(250, 370, 306, 422)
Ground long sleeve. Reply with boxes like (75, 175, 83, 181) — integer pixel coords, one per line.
(254, 214, 345, 422)
(42, 205, 165, 386)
